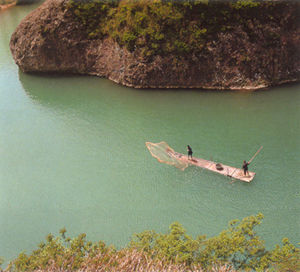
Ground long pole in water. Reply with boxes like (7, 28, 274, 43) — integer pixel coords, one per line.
(248, 146, 263, 164)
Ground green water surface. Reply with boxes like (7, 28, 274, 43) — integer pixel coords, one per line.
(0, 3, 299, 265)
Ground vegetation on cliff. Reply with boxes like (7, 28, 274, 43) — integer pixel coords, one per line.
(3, 214, 299, 271)
(67, 0, 297, 57)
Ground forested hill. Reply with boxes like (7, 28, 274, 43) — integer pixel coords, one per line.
(10, 0, 300, 89)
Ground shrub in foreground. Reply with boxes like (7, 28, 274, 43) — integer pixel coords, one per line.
(3, 214, 300, 271)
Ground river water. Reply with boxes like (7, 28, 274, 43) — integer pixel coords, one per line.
(0, 3, 299, 264)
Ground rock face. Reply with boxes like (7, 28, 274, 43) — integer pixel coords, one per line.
(10, 0, 300, 90)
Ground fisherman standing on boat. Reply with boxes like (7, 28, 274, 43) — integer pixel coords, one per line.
(242, 160, 249, 176)
(187, 145, 193, 160)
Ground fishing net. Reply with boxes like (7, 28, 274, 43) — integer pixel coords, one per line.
(145, 141, 189, 171)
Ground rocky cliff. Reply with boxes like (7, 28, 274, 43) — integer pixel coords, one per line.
(10, 0, 300, 90)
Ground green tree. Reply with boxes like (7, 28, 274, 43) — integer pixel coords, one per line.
(130, 223, 202, 265)
(199, 213, 267, 270)
(6, 214, 299, 271)
(130, 213, 299, 271)
(262, 238, 300, 272)
(7, 229, 111, 271)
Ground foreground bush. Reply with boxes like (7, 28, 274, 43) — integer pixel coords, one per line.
(130, 214, 299, 271)
(2, 214, 299, 271)
(5, 248, 236, 271)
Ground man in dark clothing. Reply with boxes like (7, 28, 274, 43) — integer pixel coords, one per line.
(187, 145, 193, 160)
(242, 160, 249, 176)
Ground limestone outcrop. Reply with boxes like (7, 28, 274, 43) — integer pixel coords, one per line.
(10, 0, 300, 90)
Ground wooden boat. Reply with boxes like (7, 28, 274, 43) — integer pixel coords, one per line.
(172, 152, 255, 183)
(146, 142, 262, 183)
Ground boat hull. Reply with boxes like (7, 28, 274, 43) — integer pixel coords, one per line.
(174, 152, 255, 183)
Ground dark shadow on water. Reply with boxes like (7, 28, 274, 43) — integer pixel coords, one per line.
(18, 69, 240, 99)
(18, 69, 300, 111)
(18, 69, 115, 108)
(18, 69, 158, 120)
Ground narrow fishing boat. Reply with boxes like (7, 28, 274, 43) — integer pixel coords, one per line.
(146, 142, 262, 183)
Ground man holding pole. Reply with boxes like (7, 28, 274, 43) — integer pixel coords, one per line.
(242, 160, 250, 176)
(242, 146, 263, 176)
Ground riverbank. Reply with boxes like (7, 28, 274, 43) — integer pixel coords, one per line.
(10, 0, 300, 90)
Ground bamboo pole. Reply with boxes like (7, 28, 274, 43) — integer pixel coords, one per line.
(248, 146, 263, 164)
